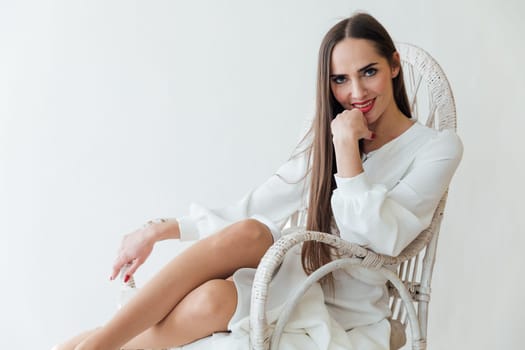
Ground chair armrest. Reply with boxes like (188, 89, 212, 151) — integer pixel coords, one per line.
(249, 228, 381, 349)
(249, 228, 426, 350)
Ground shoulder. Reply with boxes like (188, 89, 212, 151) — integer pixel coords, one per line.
(412, 123, 463, 163)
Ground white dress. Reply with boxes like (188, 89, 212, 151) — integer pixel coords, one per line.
(176, 122, 463, 350)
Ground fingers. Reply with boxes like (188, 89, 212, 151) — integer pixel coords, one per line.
(332, 109, 374, 142)
(109, 257, 142, 283)
(108, 228, 156, 282)
(110, 254, 134, 281)
(110, 256, 127, 281)
(364, 131, 376, 141)
(124, 258, 142, 280)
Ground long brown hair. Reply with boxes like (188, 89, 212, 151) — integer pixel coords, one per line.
(301, 13, 412, 280)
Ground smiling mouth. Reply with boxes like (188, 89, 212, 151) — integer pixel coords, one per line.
(352, 98, 375, 113)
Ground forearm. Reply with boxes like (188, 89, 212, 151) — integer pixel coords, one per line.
(333, 138, 364, 178)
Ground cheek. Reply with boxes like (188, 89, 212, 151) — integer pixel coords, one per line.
(369, 77, 389, 96)
(330, 86, 348, 106)
(367, 79, 386, 95)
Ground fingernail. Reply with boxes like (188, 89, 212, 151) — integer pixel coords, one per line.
(124, 275, 130, 283)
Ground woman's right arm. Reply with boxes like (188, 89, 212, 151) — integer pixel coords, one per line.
(110, 135, 311, 280)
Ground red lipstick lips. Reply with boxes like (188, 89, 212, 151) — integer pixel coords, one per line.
(352, 98, 375, 113)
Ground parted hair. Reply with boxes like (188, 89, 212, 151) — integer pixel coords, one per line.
(301, 13, 412, 281)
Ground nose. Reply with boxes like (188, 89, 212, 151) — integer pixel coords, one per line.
(349, 79, 367, 101)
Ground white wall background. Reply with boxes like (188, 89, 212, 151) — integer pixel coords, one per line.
(1, 0, 524, 349)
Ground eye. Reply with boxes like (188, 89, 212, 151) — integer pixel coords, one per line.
(330, 75, 347, 84)
(363, 68, 377, 77)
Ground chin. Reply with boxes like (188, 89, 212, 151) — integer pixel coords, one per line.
(364, 112, 379, 125)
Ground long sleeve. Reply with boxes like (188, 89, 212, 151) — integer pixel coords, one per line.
(331, 128, 463, 257)
(177, 141, 311, 242)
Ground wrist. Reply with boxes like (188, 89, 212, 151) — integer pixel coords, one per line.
(143, 218, 180, 241)
(332, 134, 359, 149)
(334, 139, 364, 178)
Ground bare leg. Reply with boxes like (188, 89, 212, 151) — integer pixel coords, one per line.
(52, 329, 99, 350)
(68, 219, 272, 350)
(121, 278, 237, 348)
(55, 278, 237, 350)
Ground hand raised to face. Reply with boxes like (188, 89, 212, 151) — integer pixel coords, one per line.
(330, 109, 375, 146)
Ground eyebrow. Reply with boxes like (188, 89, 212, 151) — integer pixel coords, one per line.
(330, 62, 379, 77)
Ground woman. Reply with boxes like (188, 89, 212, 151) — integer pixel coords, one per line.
(55, 12, 462, 350)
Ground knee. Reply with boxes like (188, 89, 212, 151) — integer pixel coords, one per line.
(218, 219, 273, 248)
(206, 219, 273, 268)
(197, 280, 236, 315)
(161, 280, 236, 330)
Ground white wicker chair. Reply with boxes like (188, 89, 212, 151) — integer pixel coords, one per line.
(121, 43, 456, 350)
(249, 43, 457, 350)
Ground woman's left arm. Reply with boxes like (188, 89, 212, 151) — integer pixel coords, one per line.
(331, 130, 463, 256)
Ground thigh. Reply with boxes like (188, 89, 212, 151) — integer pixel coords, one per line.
(208, 218, 274, 270)
(122, 279, 238, 349)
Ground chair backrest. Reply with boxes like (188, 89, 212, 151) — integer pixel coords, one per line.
(287, 42, 457, 343)
(389, 42, 456, 340)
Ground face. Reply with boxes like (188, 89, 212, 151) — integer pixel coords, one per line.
(329, 38, 400, 126)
